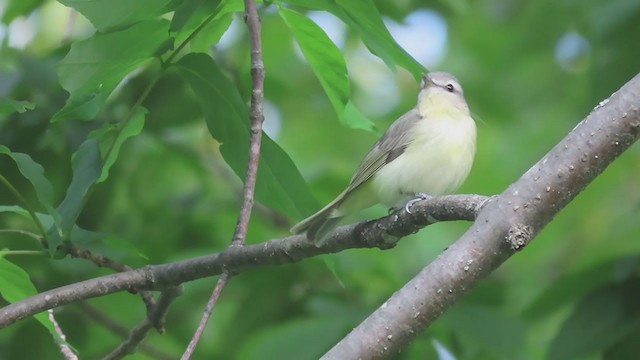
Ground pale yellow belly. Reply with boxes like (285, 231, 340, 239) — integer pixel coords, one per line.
(372, 121, 476, 207)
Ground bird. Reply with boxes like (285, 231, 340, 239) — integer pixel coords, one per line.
(291, 72, 476, 245)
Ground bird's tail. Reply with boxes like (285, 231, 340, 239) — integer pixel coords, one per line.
(290, 190, 347, 245)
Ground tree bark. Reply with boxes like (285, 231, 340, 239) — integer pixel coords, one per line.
(321, 73, 640, 359)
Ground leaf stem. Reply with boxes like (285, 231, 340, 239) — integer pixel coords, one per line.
(0, 174, 48, 243)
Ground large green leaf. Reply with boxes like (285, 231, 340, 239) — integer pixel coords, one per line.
(54, 19, 172, 122)
(334, 0, 424, 78)
(48, 139, 102, 253)
(280, 0, 424, 80)
(548, 279, 640, 360)
(88, 107, 147, 183)
(171, 0, 240, 53)
(278, 6, 376, 132)
(174, 53, 318, 219)
(57, 0, 176, 31)
(0, 255, 65, 345)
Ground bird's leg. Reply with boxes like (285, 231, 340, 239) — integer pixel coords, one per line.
(404, 193, 432, 214)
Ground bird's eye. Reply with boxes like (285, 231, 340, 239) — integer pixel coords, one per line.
(446, 83, 455, 92)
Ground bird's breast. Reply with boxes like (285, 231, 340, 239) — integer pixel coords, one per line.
(372, 113, 476, 207)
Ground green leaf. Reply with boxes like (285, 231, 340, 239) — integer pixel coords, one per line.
(0, 206, 55, 231)
(604, 325, 640, 360)
(171, 0, 240, 52)
(171, 0, 220, 33)
(174, 53, 318, 219)
(0, 145, 55, 211)
(48, 139, 102, 252)
(51, 88, 105, 123)
(523, 260, 614, 320)
(53, 19, 172, 122)
(0, 255, 63, 345)
(57, 0, 176, 31)
(239, 317, 349, 360)
(278, 6, 376, 132)
(334, 0, 424, 78)
(548, 279, 640, 360)
(89, 107, 146, 183)
(440, 303, 526, 357)
(0, 205, 30, 218)
(0, 99, 35, 116)
(191, 12, 235, 53)
(280, 0, 424, 80)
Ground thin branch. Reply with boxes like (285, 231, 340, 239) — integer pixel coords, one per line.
(321, 74, 640, 359)
(180, 272, 231, 360)
(80, 303, 176, 360)
(182, 1, 266, 357)
(0, 195, 484, 328)
(103, 287, 182, 360)
(48, 309, 78, 360)
(66, 244, 157, 317)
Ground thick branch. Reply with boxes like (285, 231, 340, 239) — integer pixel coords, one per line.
(0, 195, 484, 328)
(321, 74, 640, 359)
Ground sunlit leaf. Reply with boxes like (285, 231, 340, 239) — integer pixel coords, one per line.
(172, 0, 240, 53)
(58, 0, 176, 31)
(191, 12, 235, 53)
(0, 99, 35, 116)
(280, 0, 424, 80)
(174, 53, 318, 219)
(334, 0, 424, 78)
(0, 255, 64, 345)
(278, 6, 376, 132)
(54, 20, 172, 122)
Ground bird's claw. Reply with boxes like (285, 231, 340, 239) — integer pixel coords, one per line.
(404, 193, 432, 214)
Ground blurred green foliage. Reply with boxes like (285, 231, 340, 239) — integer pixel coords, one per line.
(0, 0, 639, 359)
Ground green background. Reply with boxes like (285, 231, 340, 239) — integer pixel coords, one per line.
(0, 0, 639, 359)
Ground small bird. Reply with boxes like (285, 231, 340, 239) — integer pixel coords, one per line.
(291, 72, 476, 244)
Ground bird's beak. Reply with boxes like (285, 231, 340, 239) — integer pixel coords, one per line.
(420, 73, 434, 89)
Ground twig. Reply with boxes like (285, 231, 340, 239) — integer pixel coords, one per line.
(80, 303, 176, 360)
(320, 73, 640, 359)
(66, 245, 157, 318)
(48, 309, 78, 360)
(181, 1, 266, 358)
(103, 287, 182, 360)
(0, 194, 486, 328)
(207, 156, 290, 228)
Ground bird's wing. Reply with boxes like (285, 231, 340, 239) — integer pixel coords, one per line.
(345, 108, 422, 193)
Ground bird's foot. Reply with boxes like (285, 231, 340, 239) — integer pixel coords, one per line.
(404, 193, 432, 214)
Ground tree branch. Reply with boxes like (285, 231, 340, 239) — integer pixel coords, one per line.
(182, 1, 266, 357)
(321, 74, 640, 359)
(0, 195, 484, 328)
(104, 287, 182, 360)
